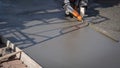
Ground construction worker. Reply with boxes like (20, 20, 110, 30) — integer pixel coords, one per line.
(63, 0, 88, 21)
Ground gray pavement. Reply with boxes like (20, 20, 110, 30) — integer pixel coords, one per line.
(91, 0, 120, 39)
(0, 0, 120, 68)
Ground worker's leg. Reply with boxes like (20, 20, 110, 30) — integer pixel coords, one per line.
(69, 0, 88, 17)
(64, 0, 70, 15)
(79, 0, 88, 17)
(63, 0, 82, 21)
(63, 0, 73, 18)
(80, 6, 86, 17)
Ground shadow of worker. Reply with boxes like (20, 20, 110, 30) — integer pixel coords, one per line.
(86, 0, 120, 17)
(94, 0, 120, 7)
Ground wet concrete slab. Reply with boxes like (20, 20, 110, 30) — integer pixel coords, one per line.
(23, 26, 120, 68)
(0, 0, 120, 68)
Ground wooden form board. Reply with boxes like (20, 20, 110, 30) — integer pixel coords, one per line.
(1, 37, 42, 68)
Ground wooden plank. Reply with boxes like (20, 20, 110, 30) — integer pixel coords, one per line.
(0, 47, 8, 55)
(0, 36, 43, 68)
(6, 40, 42, 68)
(0, 51, 22, 62)
(16, 47, 42, 68)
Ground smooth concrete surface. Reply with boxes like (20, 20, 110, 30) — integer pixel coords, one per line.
(0, 0, 120, 68)
(24, 27, 120, 68)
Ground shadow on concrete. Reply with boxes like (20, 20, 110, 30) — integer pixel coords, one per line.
(87, 0, 120, 17)
(0, 0, 84, 49)
(0, 0, 118, 49)
(84, 0, 120, 24)
(93, 0, 120, 7)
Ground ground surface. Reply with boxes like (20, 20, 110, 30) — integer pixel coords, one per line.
(0, 0, 120, 68)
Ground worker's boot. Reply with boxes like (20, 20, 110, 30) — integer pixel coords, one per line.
(79, 0, 88, 17)
(80, 6, 85, 17)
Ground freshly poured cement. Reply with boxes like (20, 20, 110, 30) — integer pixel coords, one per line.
(24, 27, 120, 68)
(0, 0, 120, 68)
